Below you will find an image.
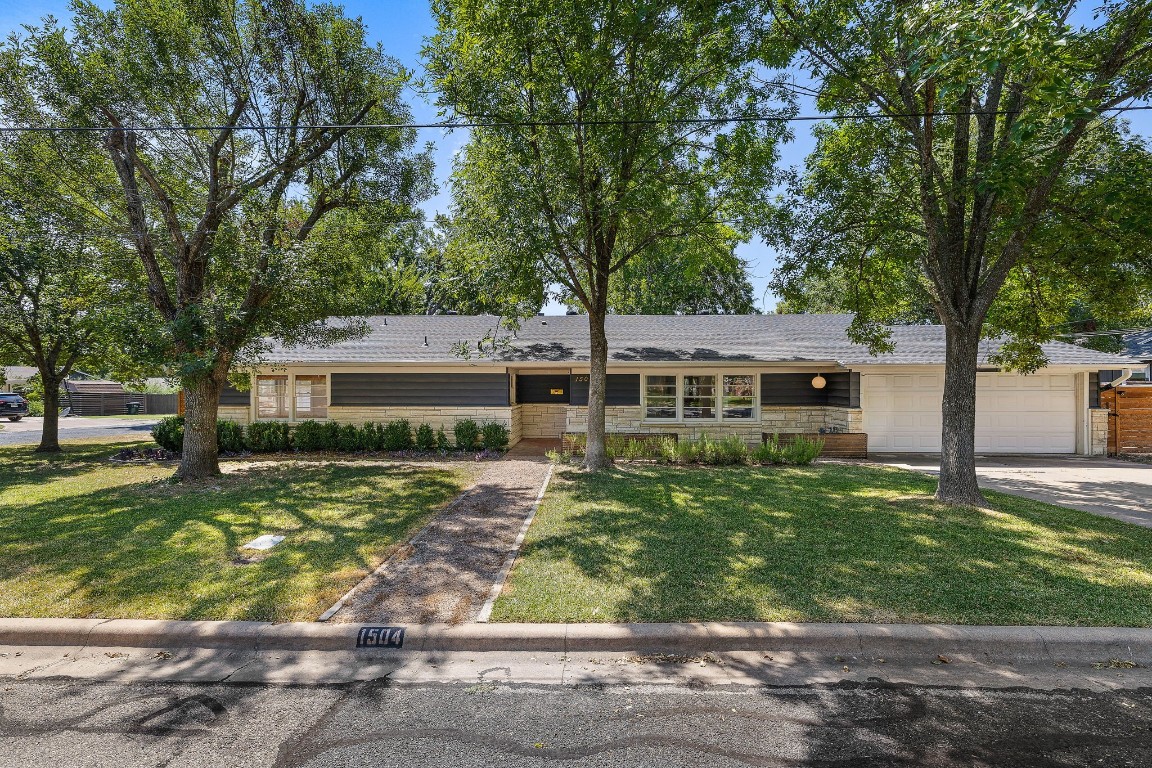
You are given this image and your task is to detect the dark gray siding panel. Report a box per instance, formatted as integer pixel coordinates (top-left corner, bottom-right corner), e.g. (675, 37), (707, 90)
(569, 374), (641, 406)
(331, 373), (510, 407)
(219, 385), (250, 406)
(517, 374), (571, 404)
(761, 372), (857, 407)
(1090, 371), (1101, 408)
(825, 372), (861, 408)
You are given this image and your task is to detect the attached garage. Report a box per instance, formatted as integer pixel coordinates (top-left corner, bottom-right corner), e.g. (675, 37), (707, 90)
(861, 372), (1078, 453)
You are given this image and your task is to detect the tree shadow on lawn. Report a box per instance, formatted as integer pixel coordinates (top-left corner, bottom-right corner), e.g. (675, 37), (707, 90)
(519, 464), (1152, 626)
(0, 439), (151, 485)
(0, 462), (465, 622)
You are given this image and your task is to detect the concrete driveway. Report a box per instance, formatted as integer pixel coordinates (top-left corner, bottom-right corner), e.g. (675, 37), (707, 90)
(0, 415), (160, 446)
(873, 454), (1152, 528)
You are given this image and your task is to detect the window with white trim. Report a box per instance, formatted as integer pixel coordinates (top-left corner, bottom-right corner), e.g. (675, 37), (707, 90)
(294, 375), (328, 419)
(643, 372), (758, 422)
(682, 375), (716, 419)
(256, 375), (289, 419)
(644, 375), (677, 420)
(722, 374), (755, 419)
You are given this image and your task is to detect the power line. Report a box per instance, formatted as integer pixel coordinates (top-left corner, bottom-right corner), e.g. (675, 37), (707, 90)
(1, 104), (1150, 133)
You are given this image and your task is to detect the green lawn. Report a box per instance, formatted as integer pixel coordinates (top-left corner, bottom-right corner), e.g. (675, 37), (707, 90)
(491, 464), (1152, 626)
(0, 439), (473, 621)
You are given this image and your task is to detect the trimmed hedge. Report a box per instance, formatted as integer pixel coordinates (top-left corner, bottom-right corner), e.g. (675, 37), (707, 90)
(152, 416), (512, 455)
(151, 415), (248, 455)
(481, 421), (510, 450)
(246, 421), (291, 452)
(453, 419), (481, 451)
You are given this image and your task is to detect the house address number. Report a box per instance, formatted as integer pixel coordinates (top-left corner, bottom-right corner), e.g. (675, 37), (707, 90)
(356, 625), (405, 648)
(574, 375), (589, 382)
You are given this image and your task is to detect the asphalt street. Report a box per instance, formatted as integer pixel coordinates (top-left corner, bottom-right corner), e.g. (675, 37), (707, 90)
(2, 677), (1152, 767)
(0, 415), (159, 446)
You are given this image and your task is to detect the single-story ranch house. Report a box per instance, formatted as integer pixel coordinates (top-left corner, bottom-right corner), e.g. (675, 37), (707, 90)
(218, 314), (1138, 456)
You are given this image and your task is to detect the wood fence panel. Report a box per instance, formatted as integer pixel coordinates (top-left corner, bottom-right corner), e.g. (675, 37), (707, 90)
(1102, 386), (1152, 454)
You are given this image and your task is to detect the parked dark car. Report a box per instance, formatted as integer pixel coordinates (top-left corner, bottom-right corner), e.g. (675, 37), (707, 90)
(0, 393), (30, 421)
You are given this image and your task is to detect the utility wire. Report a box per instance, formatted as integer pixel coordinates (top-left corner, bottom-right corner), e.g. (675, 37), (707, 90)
(0, 104), (1150, 133)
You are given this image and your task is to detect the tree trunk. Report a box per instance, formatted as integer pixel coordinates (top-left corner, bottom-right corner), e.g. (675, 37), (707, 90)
(936, 323), (986, 506)
(36, 375), (62, 453)
(583, 310), (613, 471)
(177, 375), (222, 480)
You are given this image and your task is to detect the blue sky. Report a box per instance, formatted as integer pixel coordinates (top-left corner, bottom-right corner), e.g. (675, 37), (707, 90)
(2, 1), (1147, 313)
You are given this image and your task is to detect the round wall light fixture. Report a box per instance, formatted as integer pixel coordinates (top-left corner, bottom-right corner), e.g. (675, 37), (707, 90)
(811, 374), (827, 389)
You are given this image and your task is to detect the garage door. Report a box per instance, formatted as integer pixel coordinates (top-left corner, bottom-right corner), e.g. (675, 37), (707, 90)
(861, 373), (1077, 453)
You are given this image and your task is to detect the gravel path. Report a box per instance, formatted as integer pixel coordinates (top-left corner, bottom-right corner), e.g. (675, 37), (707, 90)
(328, 440), (555, 625)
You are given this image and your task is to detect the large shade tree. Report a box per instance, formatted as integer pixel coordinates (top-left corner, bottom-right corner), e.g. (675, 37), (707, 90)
(2, 0), (433, 478)
(426, 0), (788, 469)
(0, 130), (145, 452)
(763, 0), (1152, 504)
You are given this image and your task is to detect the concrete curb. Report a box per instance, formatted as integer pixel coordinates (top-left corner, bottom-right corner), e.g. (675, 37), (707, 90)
(2, 618), (1151, 663)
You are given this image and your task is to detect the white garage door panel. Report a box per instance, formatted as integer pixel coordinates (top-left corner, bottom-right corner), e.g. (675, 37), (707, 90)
(861, 373), (1076, 453)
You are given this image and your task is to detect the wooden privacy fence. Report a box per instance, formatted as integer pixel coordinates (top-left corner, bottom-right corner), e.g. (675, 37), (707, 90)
(1101, 385), (1152, 454)
(63, 391), (178, 417)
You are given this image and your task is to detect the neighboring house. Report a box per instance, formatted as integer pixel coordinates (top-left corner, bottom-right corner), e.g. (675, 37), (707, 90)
(1, 366), (95, 393)
(1, 366), (39, 393)
(219, 314), (1140, 456)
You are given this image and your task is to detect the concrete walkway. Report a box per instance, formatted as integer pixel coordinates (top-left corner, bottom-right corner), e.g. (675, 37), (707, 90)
(324, 441), (554, 624)
(872, 454), (1152, 528)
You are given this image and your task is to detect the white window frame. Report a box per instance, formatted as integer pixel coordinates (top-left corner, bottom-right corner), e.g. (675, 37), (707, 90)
(253, 372), (330, 422)
(291, 373), (329, 421)
(641, 371), (760, 424)
(255, 374), (290, 421)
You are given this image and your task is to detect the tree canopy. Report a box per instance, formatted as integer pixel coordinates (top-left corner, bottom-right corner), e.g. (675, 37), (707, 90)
(2, 0), (434, 476)
(763, 0), (1152, 504)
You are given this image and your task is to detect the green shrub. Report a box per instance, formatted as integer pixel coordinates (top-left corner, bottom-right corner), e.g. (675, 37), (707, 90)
(481, 421), (510, 450)
(415, 423), (436, 450)
(435, 426), (450, 452)
(152, 415), (250, 454)
(25, 399), (45, 417)
(673, 438), (699, 464)
(337, 423), (364, 452)
(657, 436), (678, 463)
(246, 421), (292, 452)
(383, 419), (414, 451)
(698, 435), (721, 464)
(293, 420), (326, 452)
(319, 421), (342, 451)
(782, 435), (824, 465)
(454, 419), (481, 451)
(217, 420), (246, 454)
(151, 416), (185, 452)
(715, 434), (749, 465)
(752, 434), (785, 465)
(361, 422), (385, 451)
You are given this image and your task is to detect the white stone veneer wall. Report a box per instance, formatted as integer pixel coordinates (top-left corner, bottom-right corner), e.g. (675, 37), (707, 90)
(520, 404), (568, 439)
(1089, 407), (1109, 456)
(218, 406), (251, 425)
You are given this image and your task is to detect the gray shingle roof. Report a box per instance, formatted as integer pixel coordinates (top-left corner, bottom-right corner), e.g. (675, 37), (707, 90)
(1125, 329), (1152, 361)
(262, 314), (1140, 367)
